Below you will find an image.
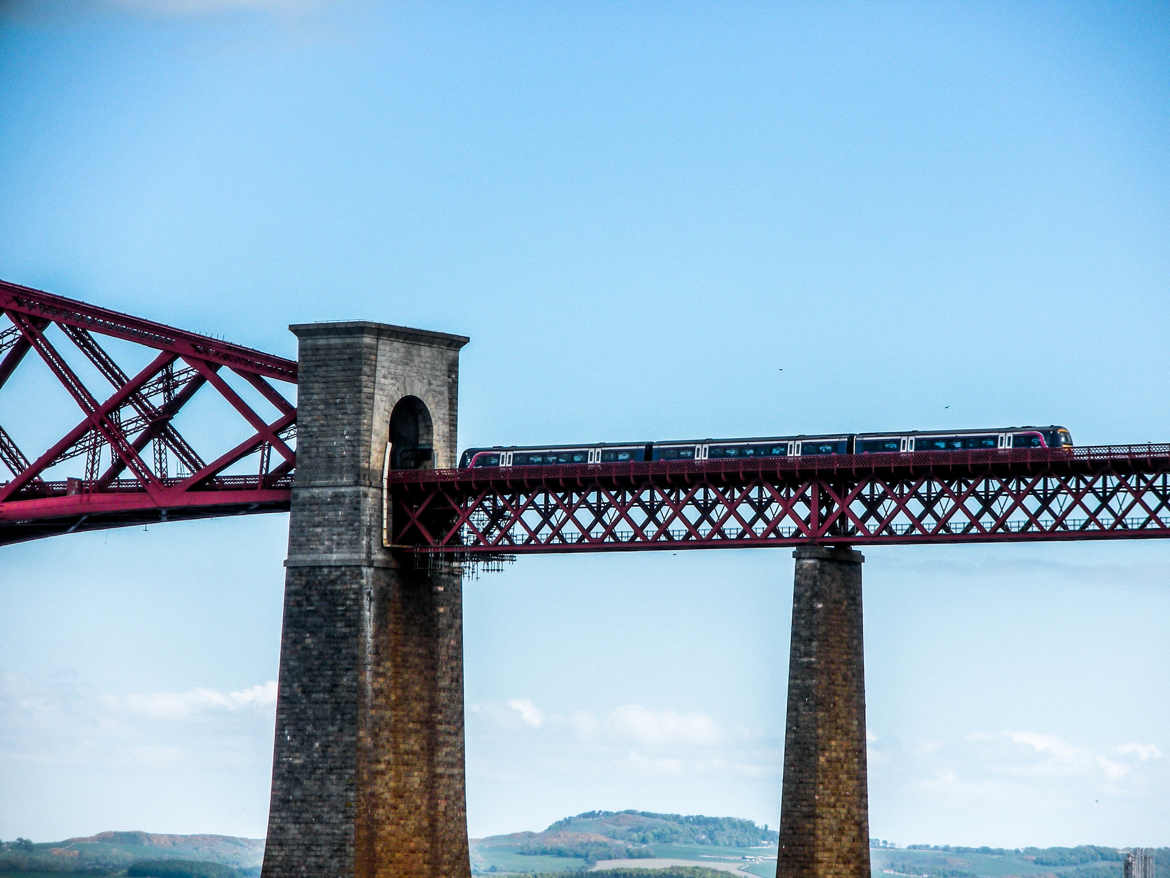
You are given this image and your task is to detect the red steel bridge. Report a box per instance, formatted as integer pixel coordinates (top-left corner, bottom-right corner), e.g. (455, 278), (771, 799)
(3, 278), (1170, 551)
(0, 279), (296, 545)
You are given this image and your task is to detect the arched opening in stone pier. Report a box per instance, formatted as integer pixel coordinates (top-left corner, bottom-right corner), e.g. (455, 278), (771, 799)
(389, 395), (434, 471)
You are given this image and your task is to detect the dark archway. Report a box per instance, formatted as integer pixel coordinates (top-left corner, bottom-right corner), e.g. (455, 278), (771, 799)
(389, 395), (434, 470)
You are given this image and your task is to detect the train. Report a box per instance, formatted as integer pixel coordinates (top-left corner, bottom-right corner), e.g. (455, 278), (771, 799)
(458, 425), (1074, 469)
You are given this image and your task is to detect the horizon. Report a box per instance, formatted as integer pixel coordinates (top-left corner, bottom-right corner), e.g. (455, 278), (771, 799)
(13, 810), (1170, 851)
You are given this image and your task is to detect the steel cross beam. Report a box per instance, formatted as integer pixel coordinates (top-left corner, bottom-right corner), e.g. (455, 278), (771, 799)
(387, 444), (1170, 555)
(0, 279), (297, 545)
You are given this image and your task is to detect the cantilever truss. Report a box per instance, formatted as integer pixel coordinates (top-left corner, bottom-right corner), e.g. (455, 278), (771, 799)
(387, 445), (1170, 555)
(0, 279), (296, 544)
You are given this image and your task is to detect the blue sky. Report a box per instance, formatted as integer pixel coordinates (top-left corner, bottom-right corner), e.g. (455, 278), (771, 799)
(2, 0), (1169, 850)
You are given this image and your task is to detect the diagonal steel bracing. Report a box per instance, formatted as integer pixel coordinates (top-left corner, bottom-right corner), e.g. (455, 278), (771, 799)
(0, 279), (297, 545)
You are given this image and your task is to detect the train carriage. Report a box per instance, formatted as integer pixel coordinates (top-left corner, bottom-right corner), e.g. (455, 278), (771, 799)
(458, 426), (1073, 469)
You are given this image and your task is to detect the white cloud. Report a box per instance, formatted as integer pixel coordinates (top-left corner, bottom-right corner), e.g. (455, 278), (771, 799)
(1116, 742), (1163, 761)
(627, 751), (684, 775)
(963, 730), (1160, 784)
(1005, 730), (1081, 764)
(506, 698), (544, 728)
(478, 700), (733, 750)
(111, 681), (277, 719)
(568, 709), (600, 740)
(608, 704), (721, 748)
(919, 769), (958, 790)
(1096, 756), (1130, 780)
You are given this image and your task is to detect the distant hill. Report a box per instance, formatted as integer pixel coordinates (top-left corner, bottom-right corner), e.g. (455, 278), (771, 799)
(471, 809), (776, 868)
(3, 822), (1166, 878)
(544, 812), (777, 848)
(0, 832), (263, 875)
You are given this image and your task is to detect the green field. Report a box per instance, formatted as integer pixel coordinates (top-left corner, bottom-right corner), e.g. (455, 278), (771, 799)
(869, 847), (1128, 877)
(646, 842), (772, 862)
(472, 848), (591, 873)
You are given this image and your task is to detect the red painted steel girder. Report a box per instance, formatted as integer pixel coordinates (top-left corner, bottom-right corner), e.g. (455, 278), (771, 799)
(387, 445), (1170, 554)
(0, 280), (296, 544)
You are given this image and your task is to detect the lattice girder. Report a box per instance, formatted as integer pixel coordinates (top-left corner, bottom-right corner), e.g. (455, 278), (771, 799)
(388, 446), (1170, 554)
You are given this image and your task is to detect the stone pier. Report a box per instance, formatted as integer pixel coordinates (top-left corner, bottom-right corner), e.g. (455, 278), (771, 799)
(778, 545), (870, 878)
(261, 321), (471, 878)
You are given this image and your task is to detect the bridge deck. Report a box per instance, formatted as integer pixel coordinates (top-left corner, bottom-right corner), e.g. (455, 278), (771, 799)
(387, 444), (1170, 553)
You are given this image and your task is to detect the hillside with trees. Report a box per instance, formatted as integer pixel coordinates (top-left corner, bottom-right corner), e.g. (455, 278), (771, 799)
(473, 810), (776, 865)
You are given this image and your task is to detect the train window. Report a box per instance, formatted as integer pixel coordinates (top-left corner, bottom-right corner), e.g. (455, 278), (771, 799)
(859, 439), (900, 453)
(962, 436), (997, 449)
(919, 437), (963, 451)
(1013, 434), (1042, 448)
(473, 453), (500, 467)
(601, 449), (637, 462)
(802, 441), (846, 455)
(655, 447), (695, 460)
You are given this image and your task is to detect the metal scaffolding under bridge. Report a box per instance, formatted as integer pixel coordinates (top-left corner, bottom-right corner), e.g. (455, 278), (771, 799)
(387, 444), (1170, 557)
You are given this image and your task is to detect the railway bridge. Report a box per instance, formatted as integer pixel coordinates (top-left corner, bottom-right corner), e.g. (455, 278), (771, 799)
(3, 278), (1168, 878)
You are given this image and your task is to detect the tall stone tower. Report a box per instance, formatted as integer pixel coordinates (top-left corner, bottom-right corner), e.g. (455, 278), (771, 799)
(262, 321), (471, 878)
(778, 545), (871, 877)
